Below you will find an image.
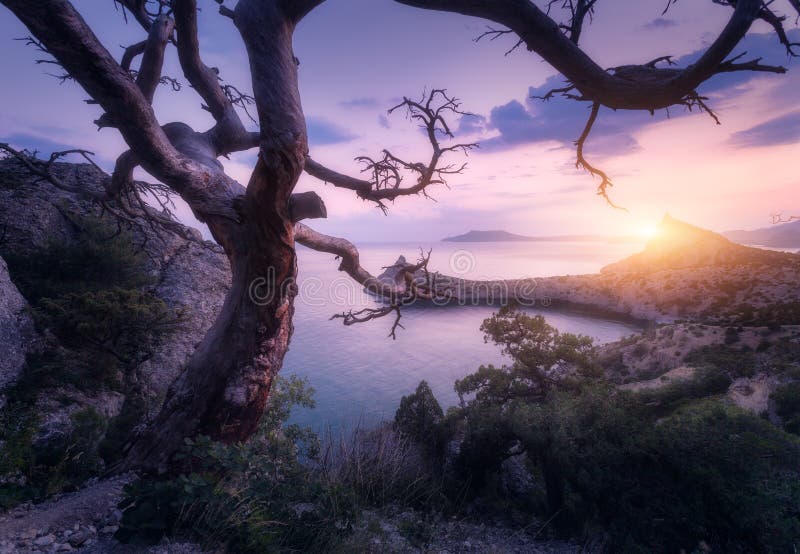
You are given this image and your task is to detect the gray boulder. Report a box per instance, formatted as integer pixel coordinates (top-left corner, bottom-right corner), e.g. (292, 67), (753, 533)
(0, 254), (37, 393)
(0, 158), (230, 415)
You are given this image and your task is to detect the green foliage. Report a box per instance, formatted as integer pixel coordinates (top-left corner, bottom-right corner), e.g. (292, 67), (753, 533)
(3, 216), (152, 302)
(477, 388), (800, 552)
(117, 376), (352, 553)
(443, 308), (800, 552)
(684, 343), (757, 379)
(0, 216), (179, 507)
(455, 305), (596, 406)
(772, 382), (800, 435)
(635, 366), (732, 414)
(0, 405), (107, 509)
(726, 301), (800, 328)
(394, 380), (445, 456)
(36, 288), (180, 387)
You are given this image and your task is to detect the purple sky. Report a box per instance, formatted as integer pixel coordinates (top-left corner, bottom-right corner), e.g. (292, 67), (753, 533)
(1, 0), (798, 241)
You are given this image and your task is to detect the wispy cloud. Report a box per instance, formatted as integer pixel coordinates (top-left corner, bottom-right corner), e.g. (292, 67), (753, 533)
(729, 111), (800, 147)
(466, 29), (800, 156)
(339, 97), (380, 109)
(306, 117), (358, 146)
(643, 18), (678, 31)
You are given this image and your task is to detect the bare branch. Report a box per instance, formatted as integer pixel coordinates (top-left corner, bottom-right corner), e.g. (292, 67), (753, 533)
(574, 102), (627, 211)
(135, 14), (175, 103)
(0, 144), (196, 243)
(173, 0), (233, 121)
(305, 90), (477, 212)
(714, 51), (788, 75)
(296, 223), (445, 338)
(397, 0), (765, 112)
(474, 26), (524, 56)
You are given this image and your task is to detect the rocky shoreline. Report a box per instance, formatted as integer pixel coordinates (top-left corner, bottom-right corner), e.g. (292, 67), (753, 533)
(376, 216), (800, 324)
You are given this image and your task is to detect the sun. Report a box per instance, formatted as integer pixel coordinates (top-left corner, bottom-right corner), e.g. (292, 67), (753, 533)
(638, 223), (659, 240)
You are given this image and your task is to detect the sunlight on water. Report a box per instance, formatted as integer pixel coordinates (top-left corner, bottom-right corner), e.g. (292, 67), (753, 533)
(284, 240), (645, 431)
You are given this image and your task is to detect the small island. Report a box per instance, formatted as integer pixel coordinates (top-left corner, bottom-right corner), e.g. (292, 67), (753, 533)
(442, 229), (615, 242)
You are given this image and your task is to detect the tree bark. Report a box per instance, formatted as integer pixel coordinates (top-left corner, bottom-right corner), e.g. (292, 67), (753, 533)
(122, 160), (298, 472)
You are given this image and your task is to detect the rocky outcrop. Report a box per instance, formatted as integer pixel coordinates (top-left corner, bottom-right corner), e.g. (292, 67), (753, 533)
(378, 214), (800, 323)
(0, 255), (38, 396)
(0, 159), (230, 414)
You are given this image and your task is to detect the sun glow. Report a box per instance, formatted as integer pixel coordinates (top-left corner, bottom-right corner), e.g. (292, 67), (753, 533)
(638, 224), (659, 240)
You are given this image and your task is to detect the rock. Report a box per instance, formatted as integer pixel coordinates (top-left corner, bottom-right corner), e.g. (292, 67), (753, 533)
(67, 530), (89, 547)
(56, 544), (73, 552)
(0, 255), (38, 393)
(0, 158), (230, 431)
(498, 453), (536, 501)
(33, 534), (55, 547)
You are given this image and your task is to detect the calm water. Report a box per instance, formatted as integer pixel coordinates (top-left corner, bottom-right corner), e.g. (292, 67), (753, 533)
(284, 240), (645, 430)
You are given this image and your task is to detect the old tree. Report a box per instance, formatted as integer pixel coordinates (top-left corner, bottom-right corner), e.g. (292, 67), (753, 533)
(0, 0), (797, 471)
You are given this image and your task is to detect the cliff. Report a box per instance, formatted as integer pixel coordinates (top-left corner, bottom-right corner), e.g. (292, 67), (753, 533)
(0, 159), (230, 465)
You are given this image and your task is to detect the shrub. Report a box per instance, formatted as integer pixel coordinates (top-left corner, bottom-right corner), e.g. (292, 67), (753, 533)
(0, 404), (107, 508)
(685, 344), (756, 379)
(456, 305), (597, 406)
(506, 390), (800, 552)
(772, 382), (800, 435)
(394, 380), (445, 457)
(0, 216), (180, 507)
(117, 376), (354, 553)
(446, 308), (800, 552)
(2, 215), (152, 302)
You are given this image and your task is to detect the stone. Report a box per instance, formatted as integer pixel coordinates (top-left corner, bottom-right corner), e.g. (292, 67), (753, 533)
(0, 255), (38, 392)
(33, 534), (55, 547)
(67, 530), (89, 547)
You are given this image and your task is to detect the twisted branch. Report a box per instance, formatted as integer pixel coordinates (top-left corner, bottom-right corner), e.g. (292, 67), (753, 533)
(305, 89), (477, 213)
(294, 223), (448, 338)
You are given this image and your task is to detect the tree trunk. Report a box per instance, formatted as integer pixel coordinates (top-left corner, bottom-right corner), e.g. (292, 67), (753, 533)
(121, 158), (299, 473)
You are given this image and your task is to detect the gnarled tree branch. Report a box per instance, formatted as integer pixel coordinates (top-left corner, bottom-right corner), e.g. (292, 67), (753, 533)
(305, 90), (477, 212)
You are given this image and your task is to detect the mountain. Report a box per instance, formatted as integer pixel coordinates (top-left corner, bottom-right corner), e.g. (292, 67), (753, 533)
(724, 219), (800, 248)
(601, 214), (779, 273)
(442, 229), (632, 243)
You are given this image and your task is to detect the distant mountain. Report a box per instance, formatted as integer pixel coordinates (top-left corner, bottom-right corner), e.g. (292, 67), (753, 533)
(442, 229), (632, 243)
(602, 214), (784, 274)
(724, 220), (800, 248)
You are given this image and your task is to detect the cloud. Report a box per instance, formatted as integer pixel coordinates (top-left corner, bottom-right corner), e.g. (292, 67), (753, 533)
(339, 97), (380, 109)
(0, 132), (115, 166)
(456, 114), (487, 135)
(306, 117), (358, 146)
(378, 114), (391, 129)
(729, 111), (800, 147)
(479, 89), (647, 157)
(470, 29), (800, 156)
(643, 18), (678, 31)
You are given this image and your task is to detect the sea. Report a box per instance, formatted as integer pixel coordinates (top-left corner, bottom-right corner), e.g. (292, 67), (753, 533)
(284, 239), (646, 431)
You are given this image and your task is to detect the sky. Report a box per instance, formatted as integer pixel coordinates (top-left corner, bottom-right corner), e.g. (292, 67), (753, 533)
(0, 0), (798, 242)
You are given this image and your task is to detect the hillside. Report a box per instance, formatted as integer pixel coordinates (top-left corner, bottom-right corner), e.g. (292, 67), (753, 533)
(387, 214), (800, 323)
(724, 219), (800, 248)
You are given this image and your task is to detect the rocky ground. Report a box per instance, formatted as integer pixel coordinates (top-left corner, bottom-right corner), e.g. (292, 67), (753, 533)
(0, 474), (204, 553)
(339, 507), (583, 553)
(0, 476), (581, 554)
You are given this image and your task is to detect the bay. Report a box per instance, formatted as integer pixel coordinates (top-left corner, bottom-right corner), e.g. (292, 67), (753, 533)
(284, 240), (645, 430)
